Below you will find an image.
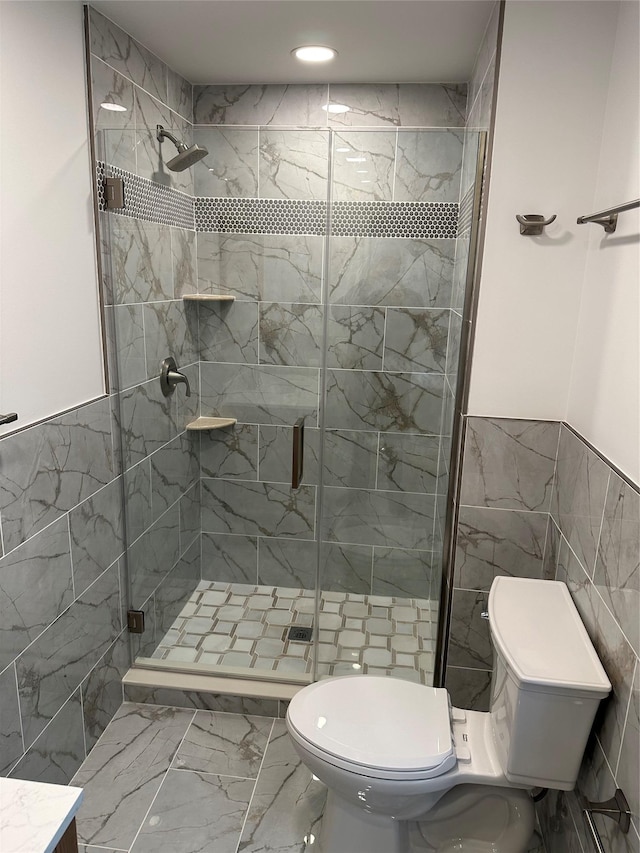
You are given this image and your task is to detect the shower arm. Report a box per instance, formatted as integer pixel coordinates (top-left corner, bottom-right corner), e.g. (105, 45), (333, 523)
(156, 125), (188, 153)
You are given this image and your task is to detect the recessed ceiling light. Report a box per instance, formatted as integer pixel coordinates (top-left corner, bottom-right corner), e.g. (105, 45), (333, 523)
(322, 103), (350, 114)
(100, 102), (127, 112)
(293, 45), (337, 63)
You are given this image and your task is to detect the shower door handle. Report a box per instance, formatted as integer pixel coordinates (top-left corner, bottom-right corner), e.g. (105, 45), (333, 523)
(292, 417), (305, 490)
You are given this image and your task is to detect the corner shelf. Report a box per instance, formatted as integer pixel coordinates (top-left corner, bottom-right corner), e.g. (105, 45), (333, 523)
(182, 294), (235, 303)
(186, 417), (237, 431)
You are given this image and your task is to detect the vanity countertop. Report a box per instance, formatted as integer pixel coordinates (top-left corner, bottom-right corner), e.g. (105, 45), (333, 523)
(0, 777), (83, 853)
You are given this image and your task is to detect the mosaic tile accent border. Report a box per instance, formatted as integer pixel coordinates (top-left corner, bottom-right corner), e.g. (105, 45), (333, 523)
(195, 198), (459, 238)
(195, 197), (326, 236)
(148, 580), (437, 684)
(96, 161), (194, 229)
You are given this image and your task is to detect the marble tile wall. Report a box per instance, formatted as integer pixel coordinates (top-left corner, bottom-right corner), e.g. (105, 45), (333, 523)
(0, 400), (129, 783)
(89, 7), (202, 664)
(446, 417), (639, 851)
(193, 86), (470, 607)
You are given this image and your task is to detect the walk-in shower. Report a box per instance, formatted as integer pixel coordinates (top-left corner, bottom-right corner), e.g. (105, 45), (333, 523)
(96, 80), (485, 691)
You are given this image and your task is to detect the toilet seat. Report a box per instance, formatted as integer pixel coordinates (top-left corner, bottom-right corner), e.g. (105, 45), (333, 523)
(287, 676), (457, 781)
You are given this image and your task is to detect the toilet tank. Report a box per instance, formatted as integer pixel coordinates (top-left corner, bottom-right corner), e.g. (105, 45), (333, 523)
(488, 577), (610, 790)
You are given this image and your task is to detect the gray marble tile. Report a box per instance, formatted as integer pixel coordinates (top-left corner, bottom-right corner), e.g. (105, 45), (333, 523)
(72, 703), (193, 850)
(111, 304), (146, 389)
(542, 516), (561, 581)
(197, 233), (324, 303)
(70, 479), (124, 597)
(259, 303), (323, 367)
(258, 538), (317, 589)
(17, 560), (122, 749)
(199, 300), (259, 364)
(131, 768), (253, 853)
(553, 426), (610, 577)
(445, 309), (463, 381)
(154, 540), (201, 638)
(469, 1), (500, 110)
(384, 308), (449, 373)
(174, 710), (273, 777)
(324, 429), (379, 489)
(117, 378), (178, 470)
(594, 474), (639, 655)
(129, 504), (181, 608)
(193, 84), (328, 125)
(238, 720), (325, 853)
(260, 129), (329, 200)
(149, 432), (199, 521)
(448, 589), (492, 669)
(91, 58), (136, 173)
(134, 87), (176, 186)
(171, 228), (197, 298)
(194, 127), (259, 197)
(377, 433), (439, 493)
(332, 131), (395, 201)
(176, 362), (200, 430)
(329, 237), (454, 308)
(557, 536), (637, 780)
(325, 369), (444, 434)
(81, 632), (129, 753)
(450, 234), (470, 314)
(202, 533), (258, 585)
(123, 459), (153, 543)
(327, 83), (467, 127)
(201, 479), (316, 540)
(372, 547), (432, 598)
(454, 506), (548, 591)
(258, 425), (320, 485)
(110, 217), (173, 304)
(461, 418), (560, 512)
(167, 68), (192, 120)
(615, 663), (639, 841)
(445, 666), (492, 712)
(10, 690), (85, 785)
(326, 305), (385, 370)
(394, 130), (463, 203)
(144, 300), (198, 379)
(0, 398), (114, 551)
(200, 363), (319, 427)
(459, 133), (483, 205)
(0, 663), (23, 774)
(201, 424), (259, 480)
(122, 687), (279, 717)
(320, 542), (373, 594)
(180, 482), (201, 553)
(89, 8), (167, 104)
(322, 487), (436, 550)
(0, 516), (73, 670)
(468, 55), (496, 131)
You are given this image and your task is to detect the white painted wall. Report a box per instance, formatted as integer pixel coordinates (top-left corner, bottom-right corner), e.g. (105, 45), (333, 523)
(0, 1), (105, 435)
(468, 1), (640, 481)
(566, 1), (639, 483)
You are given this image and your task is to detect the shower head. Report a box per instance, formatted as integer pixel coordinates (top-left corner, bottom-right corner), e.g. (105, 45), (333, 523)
(156, 125), (208, 171)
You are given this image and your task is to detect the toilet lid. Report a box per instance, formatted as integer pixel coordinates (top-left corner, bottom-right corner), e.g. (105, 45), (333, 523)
(287, 676), (454, 773)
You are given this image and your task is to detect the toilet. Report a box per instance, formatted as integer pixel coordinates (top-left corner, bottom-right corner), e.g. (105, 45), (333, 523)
(286, 577), (611, 853)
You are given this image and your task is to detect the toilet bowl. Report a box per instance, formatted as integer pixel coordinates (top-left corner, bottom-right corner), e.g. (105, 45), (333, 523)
(286, 578), (611, 853)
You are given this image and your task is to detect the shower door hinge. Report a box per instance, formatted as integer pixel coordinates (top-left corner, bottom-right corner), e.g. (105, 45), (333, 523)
(127, 609), (145, 634)
(104, 177), (125, 209)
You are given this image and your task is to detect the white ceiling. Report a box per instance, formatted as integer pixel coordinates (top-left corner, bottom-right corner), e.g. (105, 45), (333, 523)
(91, 1), (496, 85)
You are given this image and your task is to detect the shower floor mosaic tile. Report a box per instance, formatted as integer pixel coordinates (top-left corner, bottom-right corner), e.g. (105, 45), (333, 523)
(146, 581), (438, 683)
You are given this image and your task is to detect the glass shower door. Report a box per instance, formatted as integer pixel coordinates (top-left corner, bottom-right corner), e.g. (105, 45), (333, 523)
(103, 127), (331, 682)
(316, 128), (481, 685)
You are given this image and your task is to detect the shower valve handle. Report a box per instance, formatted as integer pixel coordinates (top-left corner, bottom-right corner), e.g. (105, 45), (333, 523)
(160, 357), (191, 397)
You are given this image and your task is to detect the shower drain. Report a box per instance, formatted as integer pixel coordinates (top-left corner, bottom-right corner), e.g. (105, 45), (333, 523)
(287, 626), (313, 642)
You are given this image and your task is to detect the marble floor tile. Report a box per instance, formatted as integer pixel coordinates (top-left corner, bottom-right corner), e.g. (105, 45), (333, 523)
(238, 721), (326, 853)
(71, 703), (194, 850)
(172, 711), (274, 778)
(130, 768), (254, 853)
